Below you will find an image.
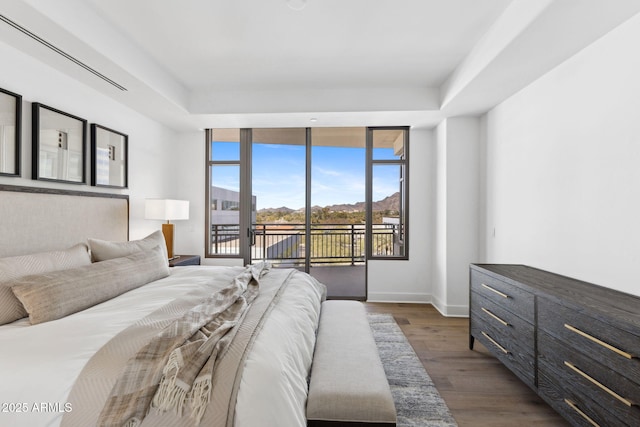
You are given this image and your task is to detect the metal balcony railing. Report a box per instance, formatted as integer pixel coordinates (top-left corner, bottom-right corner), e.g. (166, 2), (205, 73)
(210, 223), (400, 265)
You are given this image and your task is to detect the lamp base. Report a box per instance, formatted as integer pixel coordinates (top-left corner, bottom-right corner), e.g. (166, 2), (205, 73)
(162, 223), (175, 259)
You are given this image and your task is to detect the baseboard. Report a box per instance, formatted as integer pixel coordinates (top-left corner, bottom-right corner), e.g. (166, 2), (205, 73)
(430, 295), (469, 318)
(366, 292), (431, 304)
(367, 293), (469, 317)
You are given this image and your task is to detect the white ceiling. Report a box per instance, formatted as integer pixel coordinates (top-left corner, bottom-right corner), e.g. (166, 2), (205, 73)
(2, 0), (640, 131)
(86, 0), (510, 91)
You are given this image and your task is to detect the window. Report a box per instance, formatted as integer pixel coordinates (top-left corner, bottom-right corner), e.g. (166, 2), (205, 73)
(205, 127), (409, 263)
(222, 200), (239, 211)
(206, 129), (243, 257)
(367, 127), (409, 259)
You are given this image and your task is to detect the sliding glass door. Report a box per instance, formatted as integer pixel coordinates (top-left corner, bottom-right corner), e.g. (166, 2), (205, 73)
(247, 127), (367, 298)
(309, 128), (366, 298)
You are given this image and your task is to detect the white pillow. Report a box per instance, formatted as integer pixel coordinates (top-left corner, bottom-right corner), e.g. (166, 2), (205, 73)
(0, 243), (91, 325)
(88, 230), (168, 262)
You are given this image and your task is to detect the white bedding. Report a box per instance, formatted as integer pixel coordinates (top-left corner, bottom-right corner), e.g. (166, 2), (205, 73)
(0, 266), (324, 427)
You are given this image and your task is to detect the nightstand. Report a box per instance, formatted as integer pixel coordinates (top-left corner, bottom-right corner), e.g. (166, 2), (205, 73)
(169, 255), (201, 267)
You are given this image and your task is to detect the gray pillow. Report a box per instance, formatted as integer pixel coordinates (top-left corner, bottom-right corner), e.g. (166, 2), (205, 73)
(11, 245), (170, 325)
(0, 243), (91, 325)
(88, 230), (168, 262)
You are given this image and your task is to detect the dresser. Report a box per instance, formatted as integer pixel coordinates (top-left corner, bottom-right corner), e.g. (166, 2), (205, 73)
(470, 264), (640, 427)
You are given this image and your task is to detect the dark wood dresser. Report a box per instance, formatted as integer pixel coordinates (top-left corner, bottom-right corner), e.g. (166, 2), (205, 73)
(470, 264), (640, 427)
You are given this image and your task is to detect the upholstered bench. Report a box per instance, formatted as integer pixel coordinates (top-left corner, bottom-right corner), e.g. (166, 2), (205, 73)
(306, 300), (397, 427)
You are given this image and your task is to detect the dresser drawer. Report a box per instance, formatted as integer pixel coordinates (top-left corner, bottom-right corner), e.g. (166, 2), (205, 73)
(538, 361), (631, 427)
(471, 321), (535, 388)
(470, 270), (535, 323)
(538, 297), (640, 386)
(471, 290), (534, 351)
(538, 331), (640, 426)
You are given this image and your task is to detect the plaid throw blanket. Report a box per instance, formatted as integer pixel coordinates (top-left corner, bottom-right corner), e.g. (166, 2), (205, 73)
(97, 262), (270, 427)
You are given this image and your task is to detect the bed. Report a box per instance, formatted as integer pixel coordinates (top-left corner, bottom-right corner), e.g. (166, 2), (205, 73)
(0, 186), (326, 427)
(0, 185), (397, 427)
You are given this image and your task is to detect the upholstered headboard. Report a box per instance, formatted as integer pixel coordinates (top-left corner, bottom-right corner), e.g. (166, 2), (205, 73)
(0, 185), (128, 258)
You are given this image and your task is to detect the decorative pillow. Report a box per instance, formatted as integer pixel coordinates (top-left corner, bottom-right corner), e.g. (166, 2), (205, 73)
(0, 243), (91, 325)
(11, 245), (170, 325)
(88, 230), (168, 262)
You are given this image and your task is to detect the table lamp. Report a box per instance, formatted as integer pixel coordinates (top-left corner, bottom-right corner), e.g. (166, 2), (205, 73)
(145, 199), (189, 259)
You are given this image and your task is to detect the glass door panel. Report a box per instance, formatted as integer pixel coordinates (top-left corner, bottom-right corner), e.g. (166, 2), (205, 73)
(310, 127), (366, 299)
(251, 128), (306, 268)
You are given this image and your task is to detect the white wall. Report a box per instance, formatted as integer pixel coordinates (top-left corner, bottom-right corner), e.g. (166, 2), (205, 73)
(482, 12), (640, 296)
(171, 131), (216, 262)
(432, 117), (480, 316)
(0, 40), (176, 241)
(432, 121), (448, 309)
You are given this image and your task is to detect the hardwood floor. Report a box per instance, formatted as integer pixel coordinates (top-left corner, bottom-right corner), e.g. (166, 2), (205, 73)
(365, 303), (570, 427)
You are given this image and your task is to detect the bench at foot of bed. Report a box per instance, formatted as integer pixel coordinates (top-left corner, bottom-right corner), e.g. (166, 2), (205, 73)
(306, 300), (397, 427)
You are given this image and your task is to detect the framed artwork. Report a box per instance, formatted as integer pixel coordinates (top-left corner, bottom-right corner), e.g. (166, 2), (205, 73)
(32, 103), (87, 184)
(91, 123), (128, 188)
(0, 88), (22, 177)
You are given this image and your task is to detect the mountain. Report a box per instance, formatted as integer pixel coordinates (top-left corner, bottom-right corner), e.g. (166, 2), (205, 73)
(258, 206), (296, 214)
(258, 192), (399, 213)
(326, 192), (399, 212)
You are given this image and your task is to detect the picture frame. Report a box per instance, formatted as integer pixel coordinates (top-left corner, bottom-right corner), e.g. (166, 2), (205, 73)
(91, 123), (128, 188)
(0, 87), (22, 177)
(32, 103), (87, 184)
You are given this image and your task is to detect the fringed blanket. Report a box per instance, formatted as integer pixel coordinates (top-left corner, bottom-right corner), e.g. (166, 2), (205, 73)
(62, 263), (298, 427)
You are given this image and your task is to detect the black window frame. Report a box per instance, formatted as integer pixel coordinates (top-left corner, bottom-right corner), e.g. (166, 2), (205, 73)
(366, 126), (410, 261)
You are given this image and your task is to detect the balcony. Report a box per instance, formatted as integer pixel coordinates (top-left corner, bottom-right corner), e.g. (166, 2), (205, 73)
(211, 222), (402, 265)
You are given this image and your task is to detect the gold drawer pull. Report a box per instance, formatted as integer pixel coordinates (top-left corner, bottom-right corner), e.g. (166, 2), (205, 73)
(481, 307), (509, 326)
(481, 283), (509, 298)
(564, 324), (634, 360)
(564, 361), (634, 407)
(564, 399), (600, 427)
(481, 331), (509, 354)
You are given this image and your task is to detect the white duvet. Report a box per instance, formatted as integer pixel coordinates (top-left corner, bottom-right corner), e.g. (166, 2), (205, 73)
(0, 266), (324, 427)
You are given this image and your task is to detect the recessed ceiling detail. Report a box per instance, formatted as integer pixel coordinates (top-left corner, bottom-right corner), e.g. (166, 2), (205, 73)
(2, 1), (640, 131)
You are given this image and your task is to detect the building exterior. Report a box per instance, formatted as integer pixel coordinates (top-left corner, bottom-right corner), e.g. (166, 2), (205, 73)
(210, 186), (256, 226)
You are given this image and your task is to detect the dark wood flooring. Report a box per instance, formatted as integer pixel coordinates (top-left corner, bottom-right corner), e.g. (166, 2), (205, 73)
(365, 303), (570, 427)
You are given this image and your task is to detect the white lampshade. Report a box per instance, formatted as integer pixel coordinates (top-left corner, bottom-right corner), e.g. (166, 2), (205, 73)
(145, 199), (189, 221)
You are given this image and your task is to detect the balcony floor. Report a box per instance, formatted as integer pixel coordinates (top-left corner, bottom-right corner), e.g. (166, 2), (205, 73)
(309, 265), (366, 300)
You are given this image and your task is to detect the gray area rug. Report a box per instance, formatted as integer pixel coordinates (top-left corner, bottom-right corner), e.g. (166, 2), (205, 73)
(368, 313), (458, 427)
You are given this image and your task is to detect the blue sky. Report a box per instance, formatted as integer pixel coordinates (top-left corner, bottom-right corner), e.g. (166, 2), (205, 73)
(211, 142), (399, 210)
